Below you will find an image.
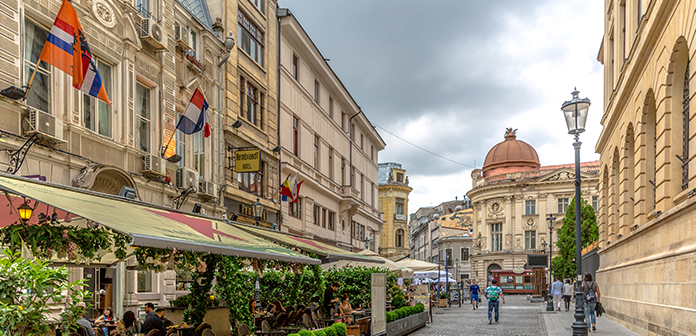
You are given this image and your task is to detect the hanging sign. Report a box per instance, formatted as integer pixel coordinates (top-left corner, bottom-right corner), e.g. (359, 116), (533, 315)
(235, 149), (260, 173)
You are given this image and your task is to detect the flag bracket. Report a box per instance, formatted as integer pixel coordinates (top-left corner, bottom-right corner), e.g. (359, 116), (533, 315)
(5, 133), (44, 175)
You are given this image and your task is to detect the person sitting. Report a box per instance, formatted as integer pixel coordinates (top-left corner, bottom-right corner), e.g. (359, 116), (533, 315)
(338, 294), (361, 324)
(75, 303), (96, 336)
(95, 307), (116, 335)
(116, 311), (139, 335)
(140, 307), (166, 336)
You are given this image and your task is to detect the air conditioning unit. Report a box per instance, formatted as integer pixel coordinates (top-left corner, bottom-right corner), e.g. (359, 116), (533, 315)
(27, 108), (64, 141)
(175, 25), (191, 50)
(143, 154), (166, 175)
(177, 167), (199, 191)
(140, 19), (167, 49)
(199, 180), (218, 197)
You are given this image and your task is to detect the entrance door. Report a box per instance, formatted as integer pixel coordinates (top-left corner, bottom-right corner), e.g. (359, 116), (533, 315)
(487, 263), (502, 287)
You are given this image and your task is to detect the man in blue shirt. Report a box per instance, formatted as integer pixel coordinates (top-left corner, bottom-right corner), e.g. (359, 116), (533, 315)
(551, 278), (564, 311)
(469, 280), (480, 309)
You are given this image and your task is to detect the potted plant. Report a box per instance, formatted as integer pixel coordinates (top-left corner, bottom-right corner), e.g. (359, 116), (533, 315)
(438, 292), (448, 307)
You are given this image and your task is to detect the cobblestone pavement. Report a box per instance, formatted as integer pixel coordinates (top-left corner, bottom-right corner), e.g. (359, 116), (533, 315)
(408, 295), (544, 336)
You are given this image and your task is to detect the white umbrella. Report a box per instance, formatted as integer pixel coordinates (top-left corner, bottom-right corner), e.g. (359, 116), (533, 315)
(322, 250), (414, 277)
(395, 259), (440, 272)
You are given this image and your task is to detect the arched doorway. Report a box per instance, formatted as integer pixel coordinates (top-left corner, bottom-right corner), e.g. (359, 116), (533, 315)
(76, 165), (140, 198)
(487, 263), (502, 286)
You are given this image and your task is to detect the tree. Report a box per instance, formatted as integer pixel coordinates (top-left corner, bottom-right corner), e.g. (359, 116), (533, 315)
(551, 195), (598, 281)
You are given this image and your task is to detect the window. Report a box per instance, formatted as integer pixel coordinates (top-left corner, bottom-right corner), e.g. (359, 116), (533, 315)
(293, 117), (299, 156)
(240, 77), (263, 128)
(288, 198), (302, 218)
(189, 29), (197, 58)
(637, 0), (642, 27)
(395, 229), (404, 248)
(360, 174), (364, 201)
(682, 62), (690, 191)
(461, 247), (469, 261)
(350, 122), (355, 140)
(395, 198), (405, 215)
(341, 158), (346, 185)
(313, 205), (320, 226)
(592, 196), (599, 212)
(83, 61), (112, 137)
(525, 230), (536, 250)
(136, 0), (149, 17)
(251, 0), (264, 13)
(135, 84), (151, 153)
(238, 162), (264, 194)
(351, 166), (355, 187)
(341, 112), (347, 133)
(445, 249), (453, 266)
(238, 11), (264, 65)
(193, 129), (206, 178)
(371, 182), (375, 207)
(329, 97), (334, 119)
(491, 223), (502, 252)
(328, 211), (335, 230)
(558, 198), (569, 213)
(396, 172), (404, 183)
(360, 134), (364, 150)
(525, 200), (536, 215)
(314, 135), (320, 169)
(292, 54), (299, 80)
(137, 270), (152, 292)
(176, 114), (186, 167)
(328, 148), (334, 180)
(314, 80), (320, 103)
(322, 208), (327, 228)
(24, 19), (51, 113)
(371, 145), (374, 161)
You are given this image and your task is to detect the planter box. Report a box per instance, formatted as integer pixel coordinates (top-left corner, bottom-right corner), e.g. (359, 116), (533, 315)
(385, 311), (428, 336)
(438, 299), (447, 307)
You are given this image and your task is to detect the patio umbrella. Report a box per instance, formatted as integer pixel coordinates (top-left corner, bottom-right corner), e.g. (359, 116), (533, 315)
(321, 249), (414, 277)
(394, 258), (440, 272)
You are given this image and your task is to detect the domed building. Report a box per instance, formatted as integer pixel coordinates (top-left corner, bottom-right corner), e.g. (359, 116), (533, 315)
(467, 128), (600, 288)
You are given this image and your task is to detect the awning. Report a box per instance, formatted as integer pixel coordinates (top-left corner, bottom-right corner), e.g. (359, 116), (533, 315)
(233, 223), (381, 263)
(0, 173), (319, 265)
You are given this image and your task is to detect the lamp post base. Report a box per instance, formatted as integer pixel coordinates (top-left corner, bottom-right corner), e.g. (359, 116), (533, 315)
(572, 282), (588, 335)
(546, 291), (554, 311)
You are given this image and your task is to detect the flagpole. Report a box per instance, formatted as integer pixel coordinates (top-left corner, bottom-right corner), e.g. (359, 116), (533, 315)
(161, 118), (182, 157)
(23, 64), (41, 99)
(270, 173), (291, 200)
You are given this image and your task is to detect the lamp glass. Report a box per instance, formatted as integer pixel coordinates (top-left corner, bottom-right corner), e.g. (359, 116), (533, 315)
(18, 203), (33, 221)
(562, 101), (590, 134)
(253, 198), (263, 218)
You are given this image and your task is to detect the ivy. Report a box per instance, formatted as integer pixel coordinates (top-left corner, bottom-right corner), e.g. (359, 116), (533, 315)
(215, 256), (255, 333)
(323, 266), (398, 308)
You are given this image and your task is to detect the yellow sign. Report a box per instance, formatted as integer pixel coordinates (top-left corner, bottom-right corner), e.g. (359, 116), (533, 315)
(235, 149), (260, 172)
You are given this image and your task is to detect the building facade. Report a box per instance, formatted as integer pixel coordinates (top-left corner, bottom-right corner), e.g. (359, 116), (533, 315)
(435, 233), (473, 282)
(378, 162), (412, 260)
(277, 11), (385, 251)
(595, 0), (696, 334)
(467, 129), (599, 286)
(408, 200), (468, 263)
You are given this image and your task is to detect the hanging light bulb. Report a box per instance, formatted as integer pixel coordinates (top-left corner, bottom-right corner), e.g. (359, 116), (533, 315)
(17, 203), (33, 221)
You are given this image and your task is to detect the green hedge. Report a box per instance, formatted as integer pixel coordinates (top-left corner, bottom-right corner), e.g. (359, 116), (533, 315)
(288, 322), (346, 336)
(386, 303), (425, 323)
(323, 266), (399, 308)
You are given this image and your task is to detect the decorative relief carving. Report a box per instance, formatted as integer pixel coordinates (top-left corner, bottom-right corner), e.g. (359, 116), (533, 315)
(548, 171), (575, 181)
(526, 218), (535, 226)
(515, 237), (521, 247)
(93, 0), (116, 28)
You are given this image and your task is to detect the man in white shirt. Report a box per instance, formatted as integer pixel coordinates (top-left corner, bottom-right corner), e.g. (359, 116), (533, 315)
(562, 279), (574, 311)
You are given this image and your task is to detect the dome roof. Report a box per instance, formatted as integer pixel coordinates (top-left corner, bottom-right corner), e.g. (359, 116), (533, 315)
(482, 129), (540, 176)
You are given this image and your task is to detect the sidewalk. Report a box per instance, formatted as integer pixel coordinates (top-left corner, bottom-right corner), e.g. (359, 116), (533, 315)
(541, 309), (638, 336)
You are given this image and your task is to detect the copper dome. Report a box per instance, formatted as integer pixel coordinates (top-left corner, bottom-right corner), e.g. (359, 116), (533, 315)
(482, 130), (540, 176)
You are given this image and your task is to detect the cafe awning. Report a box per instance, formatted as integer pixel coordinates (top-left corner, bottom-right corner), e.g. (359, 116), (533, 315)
(0, 173), (319, 265)
(233, 223), (382, 263)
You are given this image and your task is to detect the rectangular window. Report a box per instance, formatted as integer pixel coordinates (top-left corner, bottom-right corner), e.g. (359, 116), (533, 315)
(136, 0), (149, 16)
(360, 133), (364, 150)
(592, 196), (599, 211)
(251, 0), (264, 13)
(189, 29), (197, 58)
(314, 135), (320, 169)
(350, 122), (355, 140)
(322, 208), (327, 228)
(525, 230), (536, 250)
(240, 77), (263, 128)
(329, 97), (334, 119)
(289, 198), (302, 218)
(314, 204), (320, 226)
(371, 145), (374, 161)
(24, 19), (51, 114)
(293, 117), (299, 156)
(314, 80), (320, 104)
(341, 112), (347, 133)
(525, 200), (536, 215)
(371, 182), (375, 207)
(360, 174), (364, 201)
(328, 211), (335, 230)
(351, 166), (355, 187)
(460, 247), (469, 261)
(194, 129), (206, 178)
(396, 172), (404, 183)
(238, 162), (264, 194)
(445, 248), (453, 266)
(341, 158), (346, 185)
(292, 54), (299, 80)
(558, 198), (570, 213)
(491, 223), (502, 252)
(328, 148), (334, 180)
(83, 61), (112, 137)
(137, 270), (152, 292)
(395, 198), (405, 215)
(176, 114), (186, 167)
(238, 11), (264, 65)
(135, 84), (151, 153)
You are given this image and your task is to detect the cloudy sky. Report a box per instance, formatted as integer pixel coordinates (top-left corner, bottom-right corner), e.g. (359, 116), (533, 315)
(278, 0), (605, 212)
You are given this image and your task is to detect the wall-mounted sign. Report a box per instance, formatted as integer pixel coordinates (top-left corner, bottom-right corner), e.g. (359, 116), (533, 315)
(235, 149), (260, 173)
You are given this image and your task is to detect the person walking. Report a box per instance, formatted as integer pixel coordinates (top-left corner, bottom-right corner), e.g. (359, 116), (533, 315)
(484, 279), (505, 325)
(563, 279), (574, 312)
(582, 273), (601, 332)
(551, 277), (563, 311)
(469, 280), (480, 310)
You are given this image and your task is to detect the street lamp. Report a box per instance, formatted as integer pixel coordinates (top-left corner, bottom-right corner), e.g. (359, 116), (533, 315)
(546, 214), (556, 312)
(18, 202), (33, 222)
(252, 198), (263, 227)
(561, 88), (590, 335)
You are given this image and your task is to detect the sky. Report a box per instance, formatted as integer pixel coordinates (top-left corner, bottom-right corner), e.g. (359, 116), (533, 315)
(278, 0), (605, 213)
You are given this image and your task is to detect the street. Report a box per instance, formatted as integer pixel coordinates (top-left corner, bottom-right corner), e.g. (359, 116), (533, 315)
(409, 295), (543, 336)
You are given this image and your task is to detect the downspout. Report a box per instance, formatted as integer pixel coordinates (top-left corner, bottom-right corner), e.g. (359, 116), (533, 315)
(276, 9), (284, 231)
(217, 32), (234, 208)
(345, 108), (363, 249)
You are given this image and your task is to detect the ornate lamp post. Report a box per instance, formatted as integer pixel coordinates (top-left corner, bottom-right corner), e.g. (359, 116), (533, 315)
(252, 198), (263, 227)
(546, 214), (556, 311)
(561, 89), (591, 335)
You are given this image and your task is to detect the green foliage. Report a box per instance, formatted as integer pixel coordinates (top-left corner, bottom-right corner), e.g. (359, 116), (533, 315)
(391, 291), (406, 309)
(552, 195), (599, 280)
(439, 291), (447, 299)
(298, 330), (313, 336)
(385, 303), (424, 324)
(324, 327), (337, 336)
(170, 293), (192, 307)
(331, 322), (347, 336)
(323, 266), (398, 308)
(313, 330), (327, 336)
(0, 250), (91, 336)
(186, 254), (218, 327)
(215, 256), (255, 334)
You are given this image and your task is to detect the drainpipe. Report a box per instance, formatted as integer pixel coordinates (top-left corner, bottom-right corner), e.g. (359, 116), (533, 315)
(344, 109), (363, 249)
(218, 33), (235, 209)
(276, 8), (289, 231)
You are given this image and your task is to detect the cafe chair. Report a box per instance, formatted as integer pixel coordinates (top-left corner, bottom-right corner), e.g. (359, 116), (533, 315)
(162, 319), (175, 330)
(146, 330), (161, 336)
(237, 323), (252, 336)
(94, 328), (105, 336)
(195, 323), (212, 336)
(311, 310), (322, 329)
(302, 313), (312, 330)
(76, 326), (87, 336)
(202, 329), (216, 336)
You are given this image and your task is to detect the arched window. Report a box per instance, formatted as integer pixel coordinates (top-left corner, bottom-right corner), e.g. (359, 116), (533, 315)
(625, 124), (635, 232)
(682, 61), (690, 190)
(395, 229), (404, 248)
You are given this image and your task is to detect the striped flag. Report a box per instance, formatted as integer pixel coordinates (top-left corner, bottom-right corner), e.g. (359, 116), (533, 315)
(177, 88), (210, 137)
(280, 174), (303, 203)
(37, 0), (110, 105)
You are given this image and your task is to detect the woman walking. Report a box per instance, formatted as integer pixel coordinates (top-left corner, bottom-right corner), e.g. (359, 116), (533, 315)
(563, 279), (573, 312)
(581, 273), (600, 332)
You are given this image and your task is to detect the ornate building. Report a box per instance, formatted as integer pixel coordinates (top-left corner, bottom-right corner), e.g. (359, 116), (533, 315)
(277, 10), (385, 251)
(595, 1), (696, 334)
(378, 162), (412, 260)
(408, 199), (468, 263)
(467, 129), (599, 285)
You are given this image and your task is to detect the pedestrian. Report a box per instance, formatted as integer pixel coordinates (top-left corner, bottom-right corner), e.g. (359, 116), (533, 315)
(552, 277), (563, 311)
(469, 280), (480, 310)
(563, 279), (573, 312)
(484, 279), (505, 325)
(582, 272), (600, 332)
(323, 282), (341, 315)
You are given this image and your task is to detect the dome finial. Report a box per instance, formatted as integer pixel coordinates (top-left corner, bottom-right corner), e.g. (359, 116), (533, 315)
(505, 127), (518, 138)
